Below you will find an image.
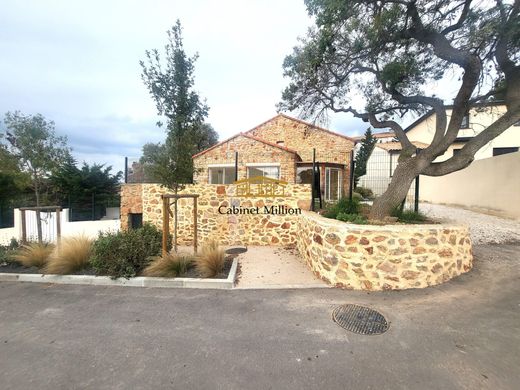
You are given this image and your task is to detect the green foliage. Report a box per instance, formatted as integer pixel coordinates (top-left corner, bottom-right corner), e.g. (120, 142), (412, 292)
(391, 207), (427, 223)
(323, 197), (360, 219)
(2, 112), (70, 206)
(90, 224), (166, 279)
(140, 20), (218, 189)
(49, 156), (122, 214)
(354, 186), (374, 199)
(354, 128), (377, 185)
(336, 212), (368, 224)
(0, 238), (20, 264)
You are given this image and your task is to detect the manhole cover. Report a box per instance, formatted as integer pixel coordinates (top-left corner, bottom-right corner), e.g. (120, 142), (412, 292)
(332, 304), (388, 335)
(225, 247), (247, 255)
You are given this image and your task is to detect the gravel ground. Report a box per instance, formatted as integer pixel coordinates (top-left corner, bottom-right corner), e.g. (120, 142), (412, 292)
(421, 203), (520, 245)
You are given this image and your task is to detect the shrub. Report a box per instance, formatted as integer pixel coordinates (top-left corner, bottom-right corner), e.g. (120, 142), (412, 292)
(44, 236), (92, 275)
(142, 252), (194, 277)
(391, 207), (428, 223)
(323, 197), (361, 219)
(12, 242), (54, 268)
(0, 238), (20, 264)
(195, 240), (226, 278)
(90, 223), (164, 279)
(354, 186), (374, 199)
(336, 212), (368, 224)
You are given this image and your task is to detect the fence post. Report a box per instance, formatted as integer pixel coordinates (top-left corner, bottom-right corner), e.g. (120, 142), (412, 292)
(124, 157), (128, 183)
(21, 209), (27, 244)
(234, 152), (238, 181)
(311, 148), (316, 211)
(349, 149), (355, 201)
(414, 175), (420, 213)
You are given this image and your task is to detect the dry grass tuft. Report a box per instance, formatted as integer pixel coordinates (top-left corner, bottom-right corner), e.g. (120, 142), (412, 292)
(12, 242), (55, 268)
(142, 252), (194, 277)
(44, 236), (92, 275)
(195, 240), (226, 278)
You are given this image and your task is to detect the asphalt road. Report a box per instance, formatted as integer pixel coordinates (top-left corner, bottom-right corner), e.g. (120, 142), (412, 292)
(1, 244), (519, 390)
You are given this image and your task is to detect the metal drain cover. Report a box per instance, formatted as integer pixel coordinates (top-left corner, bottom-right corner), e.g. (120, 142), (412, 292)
(332, 304), (388, 335)
(225, 247), (247, 255)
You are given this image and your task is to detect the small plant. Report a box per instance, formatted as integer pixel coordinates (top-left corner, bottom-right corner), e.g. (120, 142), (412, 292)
(323, 197), (361, 219)
(44, 236), (92, 275)
(0, 238), (20, 264)
(90, 223), (165, 279)
(391, 207), (428, 223)
(142, 252), (194, 277)
(12, 242), (54, 268)
(354, 186), (374, 199)
(195, 240), (226, 278)
(336, 212), (368, 224)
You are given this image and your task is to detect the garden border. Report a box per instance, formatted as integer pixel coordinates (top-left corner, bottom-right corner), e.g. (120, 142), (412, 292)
(0, 257), (238, 289)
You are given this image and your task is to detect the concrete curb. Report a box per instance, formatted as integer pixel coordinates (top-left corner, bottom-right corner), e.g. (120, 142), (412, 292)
(235, 283), (331, 290)
(0, 258), (238, 289)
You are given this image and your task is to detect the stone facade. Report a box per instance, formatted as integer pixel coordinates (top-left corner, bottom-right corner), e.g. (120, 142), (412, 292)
(120, 183), (142, 230)
(247, 114), (355, 163)
(192, 114), (356, 198)
(121, 183), (312, 246)
(193, 134), (299, 184)
(296, 211), (473, 291)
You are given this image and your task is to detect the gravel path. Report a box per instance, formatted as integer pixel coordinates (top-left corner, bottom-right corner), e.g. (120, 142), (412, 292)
(421, 203), (520, 245)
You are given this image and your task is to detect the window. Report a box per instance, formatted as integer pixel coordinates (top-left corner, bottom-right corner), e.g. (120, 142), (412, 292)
(247, 165), (280, 179)
(453, 148), (462, 156)
(493, 147), (519, 157)
(325, 167), (342, 201)
(296, 167), (313, 184)
(209, 166), (236, 184)
(460, 113), (470, 129)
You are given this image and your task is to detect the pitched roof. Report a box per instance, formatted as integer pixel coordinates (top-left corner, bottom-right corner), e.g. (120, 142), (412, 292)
(353, 131), (395, 141)
(376, 141), (429, 151)
(244, 113), (357, 143)
(192, 132), (298, 158)
(403, 100), (506, 133)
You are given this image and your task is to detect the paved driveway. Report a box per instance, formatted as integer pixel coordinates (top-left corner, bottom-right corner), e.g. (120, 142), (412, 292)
(1, 244), (519, 390)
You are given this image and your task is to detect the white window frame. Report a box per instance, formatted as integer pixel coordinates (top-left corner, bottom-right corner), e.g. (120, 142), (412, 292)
(208, 164), (236, 184)
(325, 167), (342, 201)
(246, 163), (280, 179)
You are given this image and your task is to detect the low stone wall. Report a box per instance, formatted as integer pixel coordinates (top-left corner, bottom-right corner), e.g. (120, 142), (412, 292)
(296, 211), (473, 291)
(121, 183), (312, 246)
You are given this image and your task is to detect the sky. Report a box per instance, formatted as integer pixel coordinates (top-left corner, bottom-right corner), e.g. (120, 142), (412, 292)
(1, 0), (451, 174)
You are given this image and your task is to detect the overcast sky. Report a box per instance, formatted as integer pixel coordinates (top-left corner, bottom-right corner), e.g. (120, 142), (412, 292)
(1, 0), (379, 173)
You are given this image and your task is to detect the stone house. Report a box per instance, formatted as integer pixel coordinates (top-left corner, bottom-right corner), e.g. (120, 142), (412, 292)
(192, 114), (356, 202)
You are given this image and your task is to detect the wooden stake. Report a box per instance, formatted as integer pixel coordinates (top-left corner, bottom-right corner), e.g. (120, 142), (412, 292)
(56, 207), (61, 245)
(36, 210), (43, 244)
(193, 197), (198, 254)
(162, 196), (169, 256)
(21, 209), (27, 244)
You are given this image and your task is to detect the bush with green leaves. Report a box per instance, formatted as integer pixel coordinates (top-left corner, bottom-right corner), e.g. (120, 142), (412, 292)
(0, 238), (20, 264)
(391, 208), (428, 223)
(336, 212), (368, 224)
(354, 187), (374, 199)
(90, 223), (167, 278)
(323, 197), (361, 219)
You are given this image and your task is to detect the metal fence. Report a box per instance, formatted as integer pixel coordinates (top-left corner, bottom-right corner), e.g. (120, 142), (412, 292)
(357, 149), (419, 211)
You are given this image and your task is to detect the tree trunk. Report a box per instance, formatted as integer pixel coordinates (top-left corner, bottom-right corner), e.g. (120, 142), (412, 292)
(369, 161), (419, 220)
(34, 176), (43, 243)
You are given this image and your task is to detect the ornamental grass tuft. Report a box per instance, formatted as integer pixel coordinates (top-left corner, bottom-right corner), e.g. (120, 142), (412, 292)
(195, 240), (226, 278)
(142, 252), (194, 277)
(12, 242), (54, 268)
(44, 236), (92, 275)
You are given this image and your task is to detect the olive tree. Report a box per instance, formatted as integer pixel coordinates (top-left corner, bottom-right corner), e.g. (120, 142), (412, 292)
(280, 0), (520, 219)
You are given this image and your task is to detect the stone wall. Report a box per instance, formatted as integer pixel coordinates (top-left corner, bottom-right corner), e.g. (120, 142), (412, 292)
(120, 183), (142, 230)
(296, 211), (473, 291)
(122, 183), (312, 246)
(193, 134), (299, 184)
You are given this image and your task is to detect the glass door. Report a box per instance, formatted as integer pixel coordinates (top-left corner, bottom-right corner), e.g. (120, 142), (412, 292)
(325, 167), (342, 201)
